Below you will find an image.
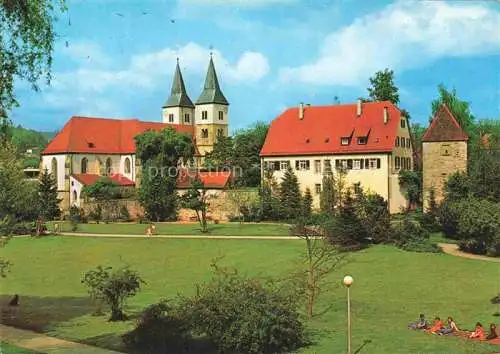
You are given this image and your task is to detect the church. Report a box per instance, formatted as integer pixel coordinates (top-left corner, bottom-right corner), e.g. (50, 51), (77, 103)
(41, 56), (231, 212)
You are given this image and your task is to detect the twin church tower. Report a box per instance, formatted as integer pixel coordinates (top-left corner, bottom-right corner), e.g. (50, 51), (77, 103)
(162, 56), (229, 156)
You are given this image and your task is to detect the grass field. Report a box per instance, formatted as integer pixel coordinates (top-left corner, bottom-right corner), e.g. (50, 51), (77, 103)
(0, 342), (40, 354)
(45, 221), (291, 236)
(1, 236), (499, 353)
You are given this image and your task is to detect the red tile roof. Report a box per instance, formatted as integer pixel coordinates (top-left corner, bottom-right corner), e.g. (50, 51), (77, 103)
(71, 173), (135, 186)
(260, 101), (402, 157)
(43, 116), (195, 154)
(176, 169), (231, 189)
(421, 105), (468, 142)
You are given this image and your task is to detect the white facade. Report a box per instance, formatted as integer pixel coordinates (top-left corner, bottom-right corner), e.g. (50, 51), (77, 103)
(41, 154), (66, 190)
(162, 106), (195, 125)
(195, 103), (229, 125)
(69, 176), (84, 207)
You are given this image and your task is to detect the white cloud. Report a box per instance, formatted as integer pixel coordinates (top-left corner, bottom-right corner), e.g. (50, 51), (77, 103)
(179, 0), (295, 7)
(279, 1), (500, 86)
(60, 40), (112, 67)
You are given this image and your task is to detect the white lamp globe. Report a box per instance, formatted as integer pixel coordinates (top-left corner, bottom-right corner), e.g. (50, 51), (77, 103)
(343, 275), (354, 287)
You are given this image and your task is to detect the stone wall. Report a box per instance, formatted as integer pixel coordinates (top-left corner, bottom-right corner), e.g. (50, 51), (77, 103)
(422, 141), (467, 210)
(81, 199), (144, 220)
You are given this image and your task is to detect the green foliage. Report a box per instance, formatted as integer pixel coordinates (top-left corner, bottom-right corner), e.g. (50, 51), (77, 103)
(279, 166), (301, 220)
(319, 173), (336, 215)
(81, 265), (144, 321)
(177, 263), (308, 354)
(68, 206), (83, 231)
(11, 125), (49, 151)
(444, 172), (471, 203)
(1, 0), (67, 110)
(204, 135), (233, 169)
(394, 215), (441, 253)
(37, 168), (61, 220)
(180, 179), (210, 233)
(82, 177), (120, 201)
(467, 135), (500, 202)
(367, 68), (400, 104)
(259, 170), (282, 221)
(89, 204), (102, 224)
(398, 170), (422, 207)
(301, 188), (313, 219)
(418, 187), (440, 232)
(119, 205), (130, 221)
(437, 201), (462, 239)
(135, 127), (194, 221)
(431, 84), (475, 135)
(356, 192), (393, 244)
(410, 122), (426, 152)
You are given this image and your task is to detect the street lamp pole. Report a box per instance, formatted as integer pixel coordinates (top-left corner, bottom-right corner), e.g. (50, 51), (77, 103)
(343, 275), (354, 354)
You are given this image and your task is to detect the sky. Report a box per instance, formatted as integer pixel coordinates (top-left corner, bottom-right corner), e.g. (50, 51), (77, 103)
(10, 0), (500, 133)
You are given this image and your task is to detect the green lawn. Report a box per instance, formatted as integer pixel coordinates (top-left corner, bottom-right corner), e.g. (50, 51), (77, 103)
(1, 236), (499, 354)
(0, 342), (40, 354)
(45, 221), (291, 236)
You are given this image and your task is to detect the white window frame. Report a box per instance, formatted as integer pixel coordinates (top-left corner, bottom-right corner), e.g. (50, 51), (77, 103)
(314, 160), (321, 174)
(353, 159), (361, 170)
(341, 137), (350, 145)
(369, 159), (377, 169)
(297, 160), (310, 171)
(202, 111), (208, 120)
(280, 161), (289, 170)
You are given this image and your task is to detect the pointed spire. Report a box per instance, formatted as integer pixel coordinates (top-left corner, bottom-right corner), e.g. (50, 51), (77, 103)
(163, 60), (194, 108)
(196, 56), (229, 106)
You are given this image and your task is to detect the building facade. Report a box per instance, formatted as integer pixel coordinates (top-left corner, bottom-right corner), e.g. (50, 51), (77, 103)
(260, 101), (414, 214)
(421, 104), (468, 210)
(41, 57), (229, 212)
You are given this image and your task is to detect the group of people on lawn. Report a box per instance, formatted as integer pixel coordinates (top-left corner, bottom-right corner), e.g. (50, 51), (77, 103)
(409, 314), (498, 341)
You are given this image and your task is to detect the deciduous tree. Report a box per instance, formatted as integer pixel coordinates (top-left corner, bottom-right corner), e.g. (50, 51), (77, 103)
(180, 178), (210, 233)
(367, 69), (400, 104)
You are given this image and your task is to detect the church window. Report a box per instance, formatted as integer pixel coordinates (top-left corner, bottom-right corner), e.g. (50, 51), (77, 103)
(218, 111), (224, 120)
(395, 156), (400, 170)
(124, 157), (131, 174)
(202, 111), (208, 120)
(217, 128), (224, 137)
(105, 158), (112, 175)
(51, 158), (58, 177)
(168, 114), (174, 123)
(184, 114), (190, 123)
(201, 129), (209, 139)
(81, 157), (88, 173)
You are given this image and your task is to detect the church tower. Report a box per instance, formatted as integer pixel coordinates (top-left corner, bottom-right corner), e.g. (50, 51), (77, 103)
(162, 59), (195, 125)
(195, 55), (229, 156)
(422, 104), (468, 210)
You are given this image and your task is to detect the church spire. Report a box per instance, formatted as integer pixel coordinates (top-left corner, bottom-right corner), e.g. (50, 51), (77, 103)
(196, 56), (229, 106)
(163, 60), (194, 108)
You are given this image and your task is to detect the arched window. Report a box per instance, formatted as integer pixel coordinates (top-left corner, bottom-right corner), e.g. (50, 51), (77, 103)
(124, 157), (131, 174)
(73, 190), (78, 204)
(395, 156), (400, 170)
(51, 157), (58, 176)
(201, 129), (209, 139)
(81, 157), (88, 174)
(105, 158), (112, 175)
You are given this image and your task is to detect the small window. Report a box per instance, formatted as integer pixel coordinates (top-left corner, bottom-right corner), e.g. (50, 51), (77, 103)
(73, 190), (78, 203)
(168, 113), (174, 123)
(295, 160), (310, 171)
(314, 160), (321, 174)
(441, 144), (451, 156)
(202, 111), (208, 120)
(217, 128), (224, 137)
(353, 182), (362, 195)
(184, 114), (190, 123)
(353, 159), (361, 170)
(407, 138), (411, 148)
(346, 159), (353, 170)
(395, 156), (400, 170)
(368, 158), (380, 169)
(357, 137), (367, 145)
(218, 111), (224, 120)
(315, 184), (321, 195)
(280, 161), (289, 170)
(401, 119), (406, 128)
(395, 137), (400, 147)
(201, 129), (209, 139)
(341, 137), (350, 145)
(323, 160), (331, 172)
(88, 142), (95, 148)
(124, 157), (131, 174)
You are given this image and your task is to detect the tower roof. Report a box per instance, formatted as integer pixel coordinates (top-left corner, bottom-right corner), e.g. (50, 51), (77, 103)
(421, 104), (468, 142)
(196, 56), (229, 106)
(163, 60), (195, 108)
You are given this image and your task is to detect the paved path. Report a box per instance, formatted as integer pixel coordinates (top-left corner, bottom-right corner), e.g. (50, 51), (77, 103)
(0, 324), (124, 353)
(438, 243), (500, 263)
(60, 232), (303, 240)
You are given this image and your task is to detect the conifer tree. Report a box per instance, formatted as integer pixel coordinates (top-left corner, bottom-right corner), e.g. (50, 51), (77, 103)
(320, 173), (336, 215)
(301, 188), (313, 219)
(38, 168), (61, 220)
(279, 166), (301, 220)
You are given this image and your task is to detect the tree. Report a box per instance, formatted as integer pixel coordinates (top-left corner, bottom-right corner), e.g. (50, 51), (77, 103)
(279, 166), (301, 220)
(444, 172), (471, 203)
(301, 188), (313, 219)
(260, 169), (281, 221)
(355, 191), (393, 244)
(1, 0), (67, 111)
(204, 135), (233, 169)
(82, 265), (144, 321)
(431, 84), (475, 136)
(367, 69), (399, 104)
(226, 187), (260, 223)
(320, 172), (336, 215)
(419, 186), (440, 232)
(180, 178), (210, 233)
(135, 127), (195, 221)
(37, 168), (61, 221)
(0, 109), (12, 147)
(398, 170), (422, 209)
(83, 177), (122, 222)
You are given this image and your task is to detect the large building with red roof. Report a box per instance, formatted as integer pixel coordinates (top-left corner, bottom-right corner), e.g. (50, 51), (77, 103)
(41, 57), (230, 211)
(260, 100), (414, 213)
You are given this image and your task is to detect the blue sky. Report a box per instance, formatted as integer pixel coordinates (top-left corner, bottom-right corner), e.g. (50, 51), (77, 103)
(10, 0), (500, 132)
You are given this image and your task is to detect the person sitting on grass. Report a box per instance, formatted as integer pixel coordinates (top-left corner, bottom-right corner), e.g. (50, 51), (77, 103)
(425, 317), (444, 334)
(408, 313), (428, 330)
(487, 323), (498, 340)
(439, 317), (460, 335)
(469, 322), (486, 340)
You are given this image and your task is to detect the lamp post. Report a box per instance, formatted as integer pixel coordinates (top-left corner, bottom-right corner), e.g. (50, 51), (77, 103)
(343, 275), (354, 354)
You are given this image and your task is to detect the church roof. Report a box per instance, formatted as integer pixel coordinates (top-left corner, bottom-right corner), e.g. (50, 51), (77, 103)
(421, 104), (468, 142)
(163, 61), (195, 108)
(42, 116), (194, 154)
(260, 101), (403, 157)
(196, 57), (229, 106)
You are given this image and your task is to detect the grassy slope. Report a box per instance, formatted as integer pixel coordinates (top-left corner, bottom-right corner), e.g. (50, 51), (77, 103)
(46, 221), (291, 236)
(0, 343), (40, 354)
(1, 237), (498, 354)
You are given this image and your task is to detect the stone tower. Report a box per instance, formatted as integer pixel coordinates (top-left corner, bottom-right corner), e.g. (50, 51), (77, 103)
(162, 59), (195, 125)
(194, 56), (229, 156)
(422, 104), (468, 210)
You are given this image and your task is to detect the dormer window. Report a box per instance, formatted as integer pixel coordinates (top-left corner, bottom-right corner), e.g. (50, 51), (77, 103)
(88, 142), (95, 148)
(341, 137), (350, 146)
(357, 137), (367, 145)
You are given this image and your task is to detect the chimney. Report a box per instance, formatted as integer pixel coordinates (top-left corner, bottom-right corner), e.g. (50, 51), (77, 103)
(299, 102), (304, 120)
(356, 99), (362, 117)
(383, 106), (389, 124)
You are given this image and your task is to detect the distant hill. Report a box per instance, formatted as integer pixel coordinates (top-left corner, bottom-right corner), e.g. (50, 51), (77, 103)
(11, 125), (56, 152)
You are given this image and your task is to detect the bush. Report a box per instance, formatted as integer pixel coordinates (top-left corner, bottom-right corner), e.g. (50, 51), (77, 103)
(437, 201), (462, 239)
(395, 216), (441, 253)
(119, 205), (130, 221)
(355, 193), (394, 243)
(123, 300), (192, 353)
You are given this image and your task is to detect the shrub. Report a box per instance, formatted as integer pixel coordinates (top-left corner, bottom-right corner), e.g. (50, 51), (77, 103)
(119, 205), (130, 221)
(437, 201), (462, 239)
(395, 216), (441, 253)
(355, 193), (393, 243)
